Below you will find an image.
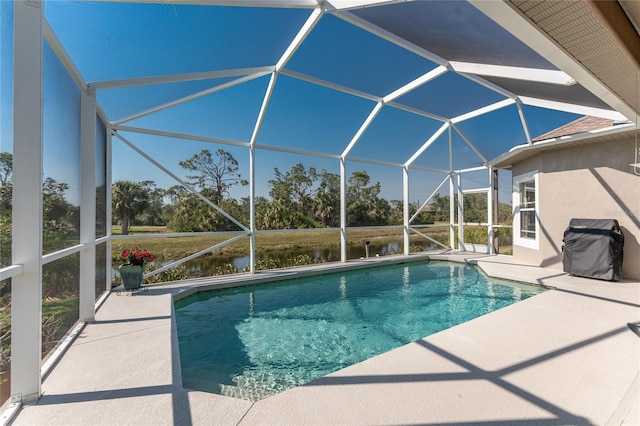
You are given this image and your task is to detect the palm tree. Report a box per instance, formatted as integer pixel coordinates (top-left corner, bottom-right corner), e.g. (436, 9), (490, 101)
(112, 180), (150, 235)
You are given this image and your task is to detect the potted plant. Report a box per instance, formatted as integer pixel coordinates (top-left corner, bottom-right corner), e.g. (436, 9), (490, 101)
(118, 248), (155, 290)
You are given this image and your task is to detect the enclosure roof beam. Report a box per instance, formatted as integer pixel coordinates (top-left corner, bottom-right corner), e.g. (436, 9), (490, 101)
(113, 71), (271, 125)
(383, 66), (448, 104)
(281, 69), (381, 102)
(334, 10), (450, 67)
(281, 69), (453, 125)
(450, 62), (576, 86)
(409, 164), (450, 174)
(91, 66), (275, 90)
(456, 165), (488, 174)
(43, 19), (86, 90)
(112, 125), (250, 148)
(114, 124), (345, 160)
(276, 7), (323, 71)
(250, 9), (323, 148)
(250, 73), (278, 148)
(344, 155), (404, 168)
(454, 69), (518, 100)
(405, 122), (450, 167)
(386, 101), (448, 123)
(519, 96), (628, 121)
(254, 143), (341, 160)
(281, 70), (451, 123)
(451, 98), (516, 124)
(341, 102), (384, 158)
(451, 124), (489, 164)
(325, 0), (408, 12)
(87, 0), (318, 8)
(516, 99), (533, 145)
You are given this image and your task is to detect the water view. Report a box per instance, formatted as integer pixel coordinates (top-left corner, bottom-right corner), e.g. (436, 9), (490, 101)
(183, 240), (435, 277)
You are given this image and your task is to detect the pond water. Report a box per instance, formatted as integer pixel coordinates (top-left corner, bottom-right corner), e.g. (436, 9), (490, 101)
(183, 240), (435, 277)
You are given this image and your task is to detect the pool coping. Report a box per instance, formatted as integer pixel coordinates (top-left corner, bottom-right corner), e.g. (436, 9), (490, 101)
(11, 251), (640, 425)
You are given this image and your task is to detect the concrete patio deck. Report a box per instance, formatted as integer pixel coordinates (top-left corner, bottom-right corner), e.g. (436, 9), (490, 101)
(11, 252), (640, 425)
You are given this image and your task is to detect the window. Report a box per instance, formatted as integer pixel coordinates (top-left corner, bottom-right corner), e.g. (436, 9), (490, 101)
(519, 180), (535, 238)
(513, 171), (538, 249)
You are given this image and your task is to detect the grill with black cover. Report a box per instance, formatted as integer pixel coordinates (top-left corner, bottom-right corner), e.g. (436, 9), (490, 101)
(562, 218), (624, 281)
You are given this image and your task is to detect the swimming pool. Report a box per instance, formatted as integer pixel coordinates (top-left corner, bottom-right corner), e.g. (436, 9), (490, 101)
(174, 260), (544, 401)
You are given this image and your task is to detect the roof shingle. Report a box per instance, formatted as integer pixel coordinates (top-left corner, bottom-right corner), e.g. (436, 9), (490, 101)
(532, 116), (616, 142)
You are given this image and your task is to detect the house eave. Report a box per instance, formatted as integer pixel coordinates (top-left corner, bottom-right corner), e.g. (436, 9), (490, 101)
(489, 123), (637, 169)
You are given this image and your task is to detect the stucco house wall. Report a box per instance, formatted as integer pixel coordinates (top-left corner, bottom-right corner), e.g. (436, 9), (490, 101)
(510, 135), (640, 280)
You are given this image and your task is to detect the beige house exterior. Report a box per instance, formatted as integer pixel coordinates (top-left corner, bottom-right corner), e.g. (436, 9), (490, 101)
(493, 121), (640, 281)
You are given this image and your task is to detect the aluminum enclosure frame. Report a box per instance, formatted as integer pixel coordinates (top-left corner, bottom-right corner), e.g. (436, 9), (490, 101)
(3, 0), (637, 415)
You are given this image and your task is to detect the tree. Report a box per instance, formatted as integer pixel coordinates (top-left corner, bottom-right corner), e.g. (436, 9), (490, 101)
(346, 171), (390, 226)
(421, 193), (511, 224)
(462, 193), (488, 223)
(40, 178), (81, 301)
(269, 163), (317, 216)
(255, 163), (327, 230)
(167, 191), (247, 232)
(0, 185), (11, 268)
(0, 153), (12, 187)
(178, 149), (247, 205)
(166, 192), (214, 232)
(135, 181), (165, 226)
(0, 153), (12, 220)
(112, 180), (150, 235)
(168, 149), (248, 232)
(314, 170), (340, 227)
(389, 200), (404, 225)
(42, 178), (75, 232)
(498, 202), (512, 224)
(429, 194), (451, 222)
(164, 185), (188, 204)
(255, 199), (318, 230)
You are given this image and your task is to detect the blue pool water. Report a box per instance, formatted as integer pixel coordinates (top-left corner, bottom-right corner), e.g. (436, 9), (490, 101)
(174, 261), (544, 401)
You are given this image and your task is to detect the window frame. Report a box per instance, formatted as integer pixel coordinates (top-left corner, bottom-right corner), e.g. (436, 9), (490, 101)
(513, 170), (539, 250)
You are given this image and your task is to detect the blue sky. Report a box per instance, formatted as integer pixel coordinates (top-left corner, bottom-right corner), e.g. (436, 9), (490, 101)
(1, 1), (583, 207)
(0, 1), (13, 159)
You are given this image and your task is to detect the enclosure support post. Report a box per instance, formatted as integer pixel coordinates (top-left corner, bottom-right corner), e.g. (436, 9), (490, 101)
(491, 168), (499, 254)
(248, 72), (277, 274)
(449, 174), (455, 249)
(340, 157), (347, 262)
(106, 130), (113, 291)
(487, 166), (494, 255)
(403, 166), (410, 255)
(249, 145), (256, 274)
(457, 172), (465, 251)
(448, 124), (456, 249)
(11, 0), (44, 404)
(80, 85), (97, 322)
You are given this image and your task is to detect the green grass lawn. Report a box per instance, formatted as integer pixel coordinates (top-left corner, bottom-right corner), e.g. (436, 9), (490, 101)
(112, 224), (512, 260)
(111, 225), (451, 260)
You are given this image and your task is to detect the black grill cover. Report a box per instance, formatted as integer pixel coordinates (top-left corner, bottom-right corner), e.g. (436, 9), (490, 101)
(562, 218), (624, 281)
